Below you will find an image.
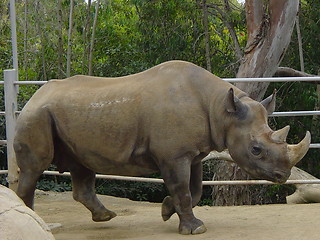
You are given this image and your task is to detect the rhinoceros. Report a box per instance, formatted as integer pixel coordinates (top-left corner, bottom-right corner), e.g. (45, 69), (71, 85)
(14, 60), (310, 235)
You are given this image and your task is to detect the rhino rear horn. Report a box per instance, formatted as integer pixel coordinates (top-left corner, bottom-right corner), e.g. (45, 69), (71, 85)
(287, 131), (311, 166)
(271, 125), (290, 143)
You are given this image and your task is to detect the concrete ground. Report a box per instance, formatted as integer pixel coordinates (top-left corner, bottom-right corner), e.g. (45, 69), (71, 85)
(35, 191), (320, 240)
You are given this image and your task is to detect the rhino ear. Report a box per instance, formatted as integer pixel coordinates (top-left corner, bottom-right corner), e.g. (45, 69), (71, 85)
(260, 89), (276, 115)
(225, 88), (248, 119)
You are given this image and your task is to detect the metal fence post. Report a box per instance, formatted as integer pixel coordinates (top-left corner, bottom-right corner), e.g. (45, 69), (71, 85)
(4, 69), (19, 191)
(9, 0), (19, 75)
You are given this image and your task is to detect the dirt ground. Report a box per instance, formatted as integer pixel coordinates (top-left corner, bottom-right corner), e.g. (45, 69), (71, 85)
(34, 191), (320, 240)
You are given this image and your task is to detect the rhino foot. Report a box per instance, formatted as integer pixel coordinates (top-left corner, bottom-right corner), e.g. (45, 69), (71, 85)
(161, 196), (175, 221)
(179, 219), (207, 235)
(92, 210), (117, 222)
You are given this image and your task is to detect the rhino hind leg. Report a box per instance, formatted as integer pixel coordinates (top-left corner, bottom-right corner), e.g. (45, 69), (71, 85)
(161, 161), (203, 222)
(17, 169), (43, 209)
(15, 143), (48, 208)
(14, 115), (54, 209)
(68, 161), (116, 222)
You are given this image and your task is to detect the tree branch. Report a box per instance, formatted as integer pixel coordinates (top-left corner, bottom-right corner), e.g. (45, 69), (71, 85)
(274, 67), (320, 84)
(274, 67), (314, 77)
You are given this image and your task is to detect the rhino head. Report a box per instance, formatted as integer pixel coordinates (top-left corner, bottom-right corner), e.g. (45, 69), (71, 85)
(224, 88), (311, 183)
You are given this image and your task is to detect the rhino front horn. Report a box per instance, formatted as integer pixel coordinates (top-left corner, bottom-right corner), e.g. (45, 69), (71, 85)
(287, 131), (311, 166)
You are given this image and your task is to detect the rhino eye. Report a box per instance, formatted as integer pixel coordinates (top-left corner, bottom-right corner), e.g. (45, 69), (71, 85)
(251, 146), (262, 156)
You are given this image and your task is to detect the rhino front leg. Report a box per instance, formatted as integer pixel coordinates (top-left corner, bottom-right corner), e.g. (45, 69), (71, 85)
(69, 163), (116, 222)
(160, 158), (206, 235)
(162, 161), (203, 221)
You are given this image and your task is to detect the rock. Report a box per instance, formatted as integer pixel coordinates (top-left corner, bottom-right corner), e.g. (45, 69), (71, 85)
(0, 184), (55, 240)
(47, 223), (62, 230)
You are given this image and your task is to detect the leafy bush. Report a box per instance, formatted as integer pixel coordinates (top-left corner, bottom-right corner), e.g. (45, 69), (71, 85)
(36, 178), (72, 192)
(95, 175), (167, 202)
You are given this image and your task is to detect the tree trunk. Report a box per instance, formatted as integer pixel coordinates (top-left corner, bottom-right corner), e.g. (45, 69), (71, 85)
(211, 161), (251, 206)
(202, 0), (211, 72)
(235, 0), (299, 101)
(82, 0), (92, 74)
(57, 0), (64, 78)
(88, 0), (100, 76)
(66, 0), (74, 78)
(222, 0), (242, 62)
(35, 1), (47, 81)
(23, 0), (28, 81)
(206, 0), (243, 73)
(212, 0), (300, 206)
(296, 15), (304, 72)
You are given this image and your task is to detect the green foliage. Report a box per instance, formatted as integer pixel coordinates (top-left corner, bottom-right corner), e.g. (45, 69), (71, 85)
(36, 178), (72, 192)
(282, 0), (320, 74)
(0, 175), (7, 187)
(0, 0), (245, 78)
(269, 185), (296, 203)
(17, 85), (41, 110)
(135, 0), (198, 63)
(96, 178), (167, 202)
(248, 184), (296, 205)
(198, 197), (213, 206)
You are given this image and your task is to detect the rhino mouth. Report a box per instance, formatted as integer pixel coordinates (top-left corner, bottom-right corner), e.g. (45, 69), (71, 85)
(263, 170), (290, 184)
(244, 167), (290, 184)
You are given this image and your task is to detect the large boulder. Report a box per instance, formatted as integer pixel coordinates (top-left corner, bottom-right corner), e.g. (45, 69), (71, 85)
(0, 184), (55, 240)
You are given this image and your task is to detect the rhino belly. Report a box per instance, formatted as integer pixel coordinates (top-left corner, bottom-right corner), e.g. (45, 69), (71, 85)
(74, 149), (159, 176)
(53, 131), (159, 177)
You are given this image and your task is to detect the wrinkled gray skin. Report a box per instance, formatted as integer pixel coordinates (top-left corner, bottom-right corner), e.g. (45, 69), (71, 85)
(14, 61), (302, 235)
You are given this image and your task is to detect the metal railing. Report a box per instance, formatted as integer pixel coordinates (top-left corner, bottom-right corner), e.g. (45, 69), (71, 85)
(1, 69), (320, 188)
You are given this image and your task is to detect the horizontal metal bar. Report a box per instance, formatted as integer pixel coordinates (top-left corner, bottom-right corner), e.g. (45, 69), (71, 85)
(12, 110), (320, 118)
(202, 179), (320, 186)
(271, 111), (320, 117)
(310, 144), (320, 149)
(43, 171), (165, 183)
(0, 76), (319, 86)
(3, 169), (320, 185)
(0, 139), (318, 148)
(224, 76), (320, 83)
(42, 171), (320, 186)
(0, 77), (317, 85)
(14, 81), (47, 85)
(0, 170), (8, 175)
